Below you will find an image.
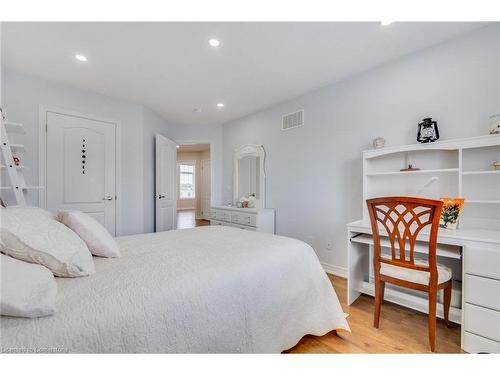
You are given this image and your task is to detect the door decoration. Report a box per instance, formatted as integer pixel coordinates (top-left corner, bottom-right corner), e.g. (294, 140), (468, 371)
(82, 138), (86, 174)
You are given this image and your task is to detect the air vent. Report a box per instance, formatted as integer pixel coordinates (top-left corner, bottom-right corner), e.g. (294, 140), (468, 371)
(282, 110), (304, 130)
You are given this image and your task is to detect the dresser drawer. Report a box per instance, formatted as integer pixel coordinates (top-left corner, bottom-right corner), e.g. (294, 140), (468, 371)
(465, 274), (500, 311)
(465, 245), (500, 280)
(464, 303), (500, 342)
(463, 332), (500, 353)
(212, 210), (231, 222)
(220, 211), (231, 222)
(231, 213), (256, 227)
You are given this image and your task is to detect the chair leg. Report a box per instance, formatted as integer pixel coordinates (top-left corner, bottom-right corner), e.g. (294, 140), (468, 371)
(443, 282), (452, 328)
(428, 288), (437, 352)
(373, 279), (385, 328)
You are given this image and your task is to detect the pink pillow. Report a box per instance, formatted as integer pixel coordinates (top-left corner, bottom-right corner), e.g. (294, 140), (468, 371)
(58, 211), (121, 258)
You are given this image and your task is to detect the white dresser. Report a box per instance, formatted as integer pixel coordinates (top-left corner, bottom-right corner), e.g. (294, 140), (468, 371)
(210, 205), (275, 233)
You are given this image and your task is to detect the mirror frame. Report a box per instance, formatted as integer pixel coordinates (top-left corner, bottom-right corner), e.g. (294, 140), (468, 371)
(233, 144), (266, 209)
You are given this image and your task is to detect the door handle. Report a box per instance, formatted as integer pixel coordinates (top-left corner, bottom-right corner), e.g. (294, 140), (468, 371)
(102, 195), (114, 201)
(158, 194), (166, 199)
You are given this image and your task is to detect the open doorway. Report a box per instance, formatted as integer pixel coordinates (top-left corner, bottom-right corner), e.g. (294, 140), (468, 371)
(176, 143), (211, 229)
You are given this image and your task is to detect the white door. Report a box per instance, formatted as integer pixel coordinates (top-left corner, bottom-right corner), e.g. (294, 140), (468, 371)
(46, 111), (116, 234)
(201, 158), (211, 220)
(155, 134), (177, 231)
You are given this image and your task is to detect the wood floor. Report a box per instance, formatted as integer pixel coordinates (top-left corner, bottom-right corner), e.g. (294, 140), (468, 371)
(176, 210), (210, 229)
(286, 274), (462, 353)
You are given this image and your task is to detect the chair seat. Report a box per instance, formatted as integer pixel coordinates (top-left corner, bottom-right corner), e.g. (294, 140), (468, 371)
(380, 258), (452, 285)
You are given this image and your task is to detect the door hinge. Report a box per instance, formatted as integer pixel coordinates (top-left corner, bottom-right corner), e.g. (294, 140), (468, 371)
(45, 122), (48, 132)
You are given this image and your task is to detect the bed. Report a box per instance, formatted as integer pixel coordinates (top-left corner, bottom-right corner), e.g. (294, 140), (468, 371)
(0, 225), (349, 353)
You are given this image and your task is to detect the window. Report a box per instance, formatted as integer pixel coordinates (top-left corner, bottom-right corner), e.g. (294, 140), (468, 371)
(178, 162), (196, 199)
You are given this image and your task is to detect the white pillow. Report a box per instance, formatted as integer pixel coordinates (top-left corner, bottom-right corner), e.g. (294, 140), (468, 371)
(0, 206), (95, 277)
(57, 211), (121, 258)
(1, 254), (58, 318)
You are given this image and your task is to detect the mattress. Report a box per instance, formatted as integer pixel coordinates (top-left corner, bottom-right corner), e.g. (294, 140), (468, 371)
(0, 225), (349, 353)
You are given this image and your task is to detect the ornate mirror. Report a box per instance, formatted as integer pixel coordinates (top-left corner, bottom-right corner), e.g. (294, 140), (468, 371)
(233, 144), (266, 209)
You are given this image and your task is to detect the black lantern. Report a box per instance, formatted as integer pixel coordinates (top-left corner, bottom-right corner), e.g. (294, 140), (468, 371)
(417, 117), (440, 143)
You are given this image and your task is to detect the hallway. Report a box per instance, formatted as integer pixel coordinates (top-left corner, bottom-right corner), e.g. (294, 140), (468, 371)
(176, 210), (210, 229)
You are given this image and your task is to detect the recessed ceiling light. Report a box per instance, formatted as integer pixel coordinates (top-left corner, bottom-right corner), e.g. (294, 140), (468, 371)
(208, 39), (220, 47)
(176, 145), (180, 149)
(75, 54), (88, 62)
(216, 103), (225, 108)
(380, 21), (394, 26)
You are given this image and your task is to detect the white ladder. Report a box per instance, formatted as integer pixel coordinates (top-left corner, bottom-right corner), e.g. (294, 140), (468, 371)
(0, 110), (43, 205)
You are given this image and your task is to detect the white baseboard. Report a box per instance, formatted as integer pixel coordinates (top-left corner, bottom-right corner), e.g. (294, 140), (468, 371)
(321, 262), (347, 278)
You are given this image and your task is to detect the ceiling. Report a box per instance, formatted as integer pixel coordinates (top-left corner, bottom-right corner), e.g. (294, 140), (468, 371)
(1, 22), (487, 126)
(177, 143), (210, 152)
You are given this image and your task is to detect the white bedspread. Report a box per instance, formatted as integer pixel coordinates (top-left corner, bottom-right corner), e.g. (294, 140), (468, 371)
(1, 226), (349, 353)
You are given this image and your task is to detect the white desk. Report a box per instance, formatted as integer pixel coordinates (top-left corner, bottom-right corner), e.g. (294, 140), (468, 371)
(347, 220), (500, 353)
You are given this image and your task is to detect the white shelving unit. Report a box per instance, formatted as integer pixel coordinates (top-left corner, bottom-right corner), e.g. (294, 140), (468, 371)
(0, 112), (43, 205)
(362, 134), (500, 230)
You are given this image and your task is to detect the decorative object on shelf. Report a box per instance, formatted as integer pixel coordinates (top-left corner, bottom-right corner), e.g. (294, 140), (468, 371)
(439, 197), (464, 230)
(372, 137), (386, 149)
(400, 164), (420, 172)
(489, 114), (500, 135)
(13, 156), (20, 166)
(238, 194), (256, 209)
(417, 117), (440, 143)
(492, 161), (500, 170)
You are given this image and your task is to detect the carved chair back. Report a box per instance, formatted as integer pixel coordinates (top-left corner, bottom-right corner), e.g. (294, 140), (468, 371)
(366, 197), (443, 285)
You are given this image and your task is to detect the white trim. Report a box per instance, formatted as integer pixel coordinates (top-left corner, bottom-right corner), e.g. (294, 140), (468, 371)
(321, 262), (347, 278)
(38, 105), (122, 235)
(200, 158), (211, 220)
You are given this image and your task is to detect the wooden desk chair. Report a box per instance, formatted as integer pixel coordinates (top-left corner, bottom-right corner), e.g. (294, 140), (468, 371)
(366, 196), (452, 352)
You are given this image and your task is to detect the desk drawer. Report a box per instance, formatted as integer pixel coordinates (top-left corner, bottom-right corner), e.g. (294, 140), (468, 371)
(231, 213), (256, 227)
(464, 303), (500, 342)
(463, 332), (500, 353)
(465, 275), (500, 311)
(465, 245), (500, 280)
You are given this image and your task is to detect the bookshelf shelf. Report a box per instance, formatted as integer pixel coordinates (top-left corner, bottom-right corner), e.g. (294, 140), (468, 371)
(362, 135), (500, 231)
(366, 168), (458, 177)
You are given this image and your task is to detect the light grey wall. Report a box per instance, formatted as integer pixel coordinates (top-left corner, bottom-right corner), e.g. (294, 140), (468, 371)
(1, 68), (145, 235)
(0, 68), (223, 235)
(222, 24), (500, 271)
